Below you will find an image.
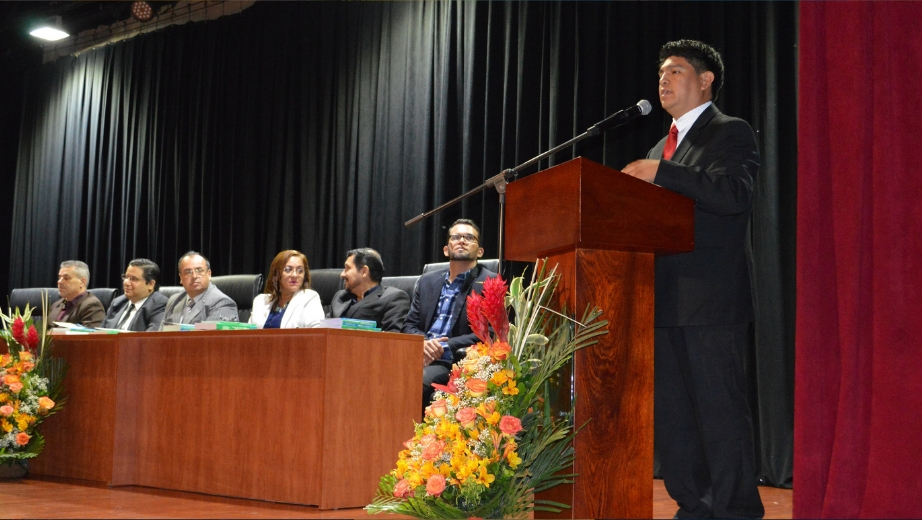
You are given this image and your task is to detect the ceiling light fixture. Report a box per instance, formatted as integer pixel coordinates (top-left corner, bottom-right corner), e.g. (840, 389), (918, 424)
(29, 15), (70, 42)
(131, 1), (154, 22)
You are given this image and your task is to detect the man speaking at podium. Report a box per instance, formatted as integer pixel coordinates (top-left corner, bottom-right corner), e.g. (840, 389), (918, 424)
(622, 40), (764, 519)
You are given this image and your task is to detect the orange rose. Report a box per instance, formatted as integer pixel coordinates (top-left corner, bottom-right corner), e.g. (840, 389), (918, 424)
(489, 341), (511, 361)
(16, 432), (30, 446)
(465, 378), (487, 397)
(393, 478), (413, 499)
(38, 396), (55, 411)
(0, 405), (12, 417)
(499, 415), (523, 436)
(3, 374), (20, 385)
(421, 440), (446, 461)
(455, 407), (478, 429)
(9, 382), (23, 394)
(428, 399), (448, 418)
(426, 474), (446, 496)
(419, 433), (437, 446)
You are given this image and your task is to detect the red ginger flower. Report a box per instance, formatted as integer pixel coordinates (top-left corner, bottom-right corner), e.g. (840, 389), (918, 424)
(466, 292), (491, 346)
(432, 366), (461, 396)
(26, 325), (40, 350)
(481, 276), (509, 343)
(11, 317), (26, 346)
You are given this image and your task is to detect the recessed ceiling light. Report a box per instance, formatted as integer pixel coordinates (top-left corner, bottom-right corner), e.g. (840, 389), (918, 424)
(29, 16), (70, 42)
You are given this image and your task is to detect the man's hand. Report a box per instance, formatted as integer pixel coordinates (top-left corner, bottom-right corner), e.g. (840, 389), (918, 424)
(423, 337), (448, 367)
(622, 159), (660, 183)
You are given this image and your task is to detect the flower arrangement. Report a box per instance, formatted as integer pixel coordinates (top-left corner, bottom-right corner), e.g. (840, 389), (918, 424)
(1, 295), (67, 467)
(367, 263), (608, 518)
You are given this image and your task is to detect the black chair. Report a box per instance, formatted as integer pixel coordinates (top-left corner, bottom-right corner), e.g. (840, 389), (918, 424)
(380, 275), (419, 301)
(309, 268), (344, 314)
(89, 288), (119, 312)
(157, 285), (185, 301)
(8, 288), (59, 315)
(210, 274), (264, 323)
(422, 258), (500, 274)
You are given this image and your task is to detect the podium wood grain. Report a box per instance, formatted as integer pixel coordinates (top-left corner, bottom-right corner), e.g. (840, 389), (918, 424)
(28, 329), (421, 509)
(505, 157), (693, 519)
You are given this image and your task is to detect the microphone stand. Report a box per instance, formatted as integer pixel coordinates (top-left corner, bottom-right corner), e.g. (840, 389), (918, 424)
(405, 112), (629, 276)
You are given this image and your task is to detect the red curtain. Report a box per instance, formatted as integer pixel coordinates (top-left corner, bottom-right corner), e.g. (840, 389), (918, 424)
(796, 2), (922, 517)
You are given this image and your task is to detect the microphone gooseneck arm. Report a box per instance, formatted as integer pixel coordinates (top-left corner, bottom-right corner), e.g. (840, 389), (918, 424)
(403, 100), (652, 271)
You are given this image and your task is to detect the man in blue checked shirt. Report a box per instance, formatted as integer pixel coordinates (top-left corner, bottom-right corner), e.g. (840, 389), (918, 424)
(402, 219), (498, 411)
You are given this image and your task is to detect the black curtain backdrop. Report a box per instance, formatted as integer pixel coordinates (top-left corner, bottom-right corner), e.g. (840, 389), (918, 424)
(7, 1), (796, 487)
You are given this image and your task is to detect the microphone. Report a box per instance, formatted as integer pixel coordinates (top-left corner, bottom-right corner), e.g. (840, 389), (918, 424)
(587, 99), (652, 136)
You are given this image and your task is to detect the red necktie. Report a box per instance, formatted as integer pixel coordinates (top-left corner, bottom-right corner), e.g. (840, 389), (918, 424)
(662, 123), (678, 160)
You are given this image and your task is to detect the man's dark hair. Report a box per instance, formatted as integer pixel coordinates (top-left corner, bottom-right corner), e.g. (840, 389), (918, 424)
(447, 218), (482, 243)
(347, 248), (385, 284)
(659, 39), (724, 103)
(177, 250), (211, 271)
(129, 258), (161, 290)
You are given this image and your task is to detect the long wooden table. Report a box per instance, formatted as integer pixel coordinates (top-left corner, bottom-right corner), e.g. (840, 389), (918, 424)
(27, 328), (422, 509)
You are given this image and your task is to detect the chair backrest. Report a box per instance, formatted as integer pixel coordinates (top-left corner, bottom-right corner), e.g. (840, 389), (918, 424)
(309, 268), (344, 309)
(380, 275), (420, 301)
(89, 288), (119, 311)
(422, 258), (500, 275)
(157, 285), (185, 301)
(8, 288), (59, 315)
(210, 274), (264, 323)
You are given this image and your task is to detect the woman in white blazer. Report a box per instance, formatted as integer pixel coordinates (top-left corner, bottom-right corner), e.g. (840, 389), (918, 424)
(249, 250), (324, 329)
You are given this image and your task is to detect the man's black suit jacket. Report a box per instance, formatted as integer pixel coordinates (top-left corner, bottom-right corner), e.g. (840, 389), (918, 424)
(402, 263), (496, 360)
(100, 292), (169, 332)
(329, 285), (410, 332)
(647, 103), (759, 327)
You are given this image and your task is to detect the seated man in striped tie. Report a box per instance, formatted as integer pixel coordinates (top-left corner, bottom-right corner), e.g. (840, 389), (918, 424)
(160, 251), (238, 328)
(100, 258), (169, 331)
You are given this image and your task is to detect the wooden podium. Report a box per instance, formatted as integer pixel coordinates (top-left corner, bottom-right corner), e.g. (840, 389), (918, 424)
(28, 328), (421, 509)
(505, 157), (694, 518)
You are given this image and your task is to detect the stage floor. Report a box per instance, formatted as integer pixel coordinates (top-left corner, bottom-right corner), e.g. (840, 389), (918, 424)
(0, 476), (791, 519)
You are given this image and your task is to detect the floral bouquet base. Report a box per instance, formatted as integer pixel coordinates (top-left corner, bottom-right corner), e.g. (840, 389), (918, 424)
(367, 263), (607, 519)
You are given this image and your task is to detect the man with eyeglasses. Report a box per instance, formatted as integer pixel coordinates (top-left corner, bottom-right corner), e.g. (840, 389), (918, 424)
(100, 258), (168, 331)
(403, 218), (497, 410)
(160, 251), (238, 328)
(330, 248), (410, 332)
(48, 260), (106, 328)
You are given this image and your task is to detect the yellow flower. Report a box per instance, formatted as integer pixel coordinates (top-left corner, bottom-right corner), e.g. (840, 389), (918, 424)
(436, 419), (461, 440)
(406, 471), (423, 488)
(491, 370), (509, 386)
(503, 380), (520, 396)
(0, 393), (9, 404)
(17, 415), (35, 431)
(472, 464), (496, 487)
(420, 461), (439, 479)
(1, 418), (12, 433)
(453, 459), (473, 481)
(506, 450), (522, 469)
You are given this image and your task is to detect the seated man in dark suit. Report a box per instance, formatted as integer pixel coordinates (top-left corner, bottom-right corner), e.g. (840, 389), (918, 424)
(330, 248), (410, 332)
(100, 258), (169, 331)
(402, 219), (497, 409)
(160, 251), (238, 327)
(48, 260), (105, 328)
